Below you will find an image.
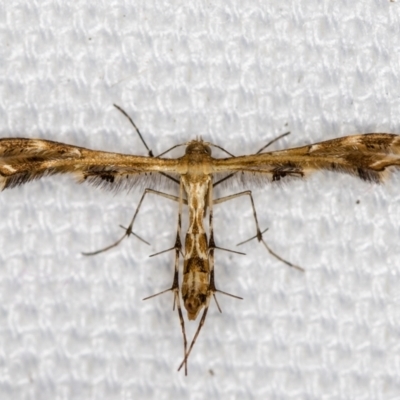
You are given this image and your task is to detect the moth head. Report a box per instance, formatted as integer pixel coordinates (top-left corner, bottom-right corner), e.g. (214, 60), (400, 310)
(185, 140), (212, 156)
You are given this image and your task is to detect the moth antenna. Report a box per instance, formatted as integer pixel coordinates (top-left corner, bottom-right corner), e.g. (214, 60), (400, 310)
(113, 104), (154, 157)
(256, 131), (291, 154)
(208, 143), (235, 157)
(114, 104), (182, 186)
(157, 143), (187, 158)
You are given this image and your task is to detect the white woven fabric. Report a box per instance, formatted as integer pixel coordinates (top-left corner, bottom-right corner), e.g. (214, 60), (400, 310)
(1, 1), (400, 399)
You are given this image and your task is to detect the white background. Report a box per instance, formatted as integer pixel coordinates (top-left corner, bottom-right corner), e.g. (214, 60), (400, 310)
(1, 1), (400, 399)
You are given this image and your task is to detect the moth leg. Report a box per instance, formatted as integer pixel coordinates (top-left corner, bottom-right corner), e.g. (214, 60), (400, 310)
(82, 188), (187, 256)
(208, 184), (243, 305)
(214, 191), (303, 271)
(143, 232), (187, 375)
(178, 297), (211, 373)
(143, 182), (188, 375)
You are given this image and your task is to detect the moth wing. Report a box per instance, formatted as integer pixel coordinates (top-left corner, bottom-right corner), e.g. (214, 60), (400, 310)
(212, 134), (400, 184)
(0, 138), (180, 191)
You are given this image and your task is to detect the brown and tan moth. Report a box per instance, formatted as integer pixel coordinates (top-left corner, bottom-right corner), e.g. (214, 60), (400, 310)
(1, 105), (400, 374)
